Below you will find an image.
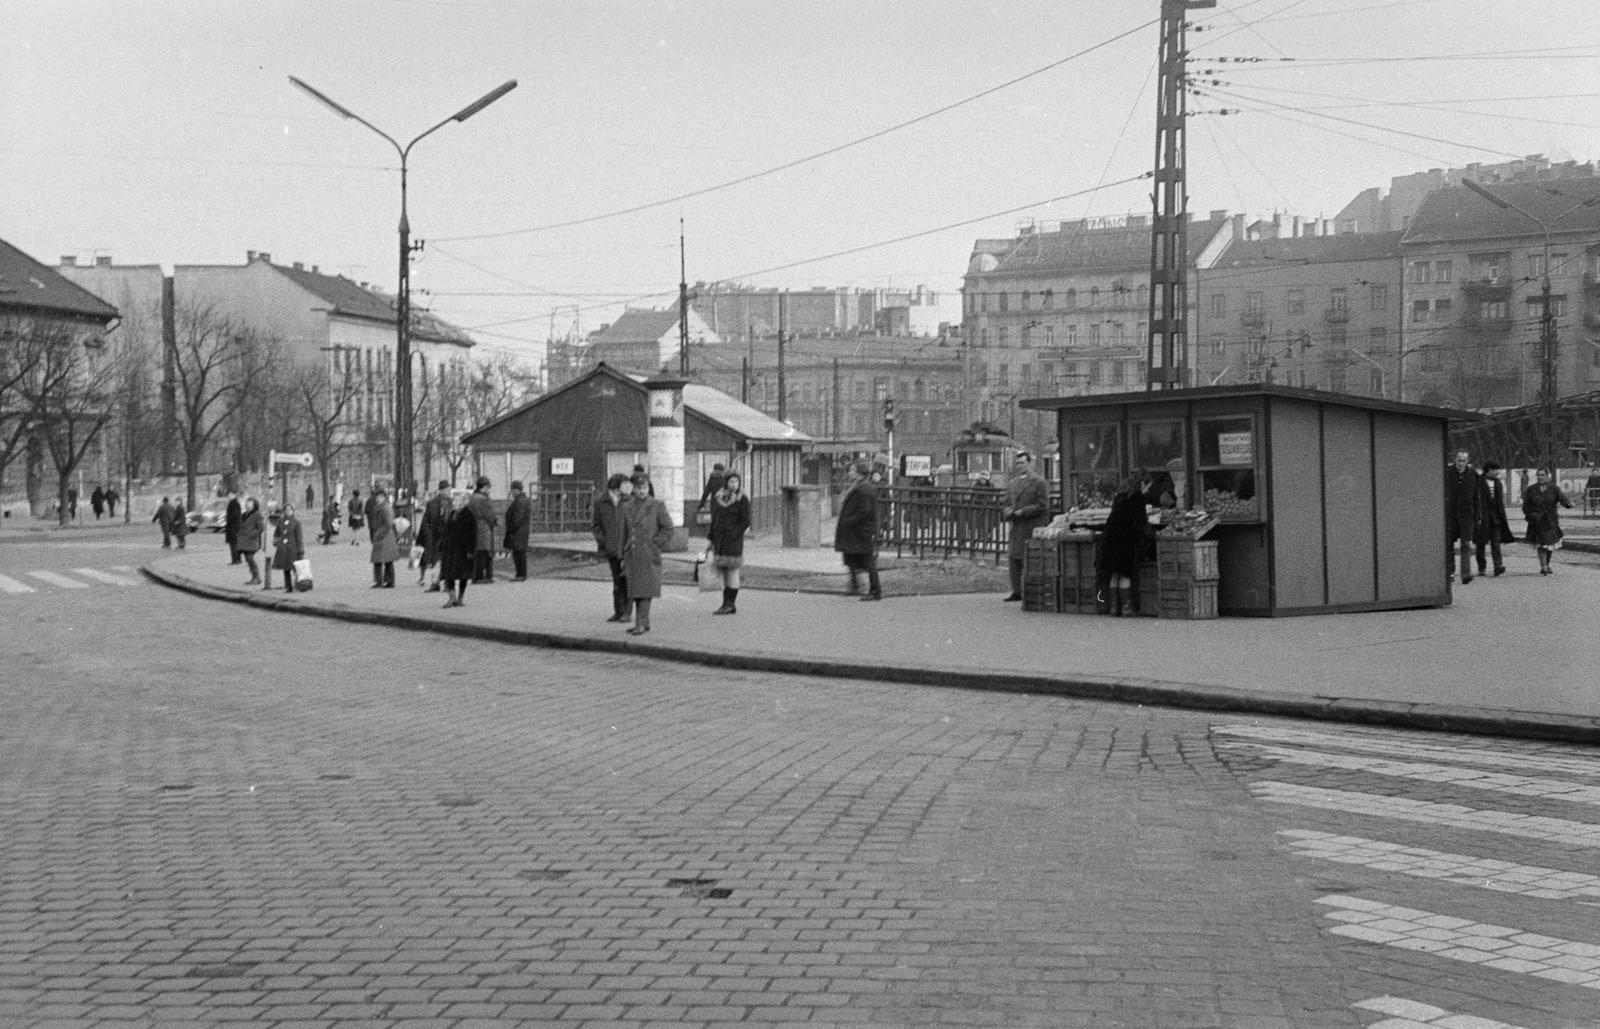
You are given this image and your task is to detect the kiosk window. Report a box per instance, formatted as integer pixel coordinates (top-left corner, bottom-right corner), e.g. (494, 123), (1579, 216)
(1065, 422), (1121, 508)
(1132, 419), (1185, 509)
(1196, 416), (1261, 520)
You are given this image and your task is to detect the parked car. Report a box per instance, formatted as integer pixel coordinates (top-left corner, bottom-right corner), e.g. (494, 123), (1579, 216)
(187, 498), (231, 533)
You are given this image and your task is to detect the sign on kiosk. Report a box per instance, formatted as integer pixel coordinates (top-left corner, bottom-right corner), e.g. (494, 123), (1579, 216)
(1217, 432), (1254, 466)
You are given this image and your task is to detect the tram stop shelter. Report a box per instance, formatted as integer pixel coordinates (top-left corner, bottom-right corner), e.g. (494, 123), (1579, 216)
(1022, 384), (1479, 617)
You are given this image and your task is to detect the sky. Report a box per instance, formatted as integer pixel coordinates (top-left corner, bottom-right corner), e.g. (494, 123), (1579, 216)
(6, 0), (1597, 375)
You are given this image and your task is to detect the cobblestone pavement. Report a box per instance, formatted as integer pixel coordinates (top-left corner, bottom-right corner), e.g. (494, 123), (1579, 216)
(3, 534), (1599, 1027)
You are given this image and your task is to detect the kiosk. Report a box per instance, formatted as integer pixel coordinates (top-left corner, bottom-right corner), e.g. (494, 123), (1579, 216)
(1022, 385), (1478, 616)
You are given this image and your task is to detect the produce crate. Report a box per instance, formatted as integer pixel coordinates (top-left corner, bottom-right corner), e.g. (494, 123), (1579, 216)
(1022, 576), (1059, 613)
(1156, 538), (1220, 582)
(1136, 560), (1160, 617)
(1024, 539), (1061, 580)
(1158, 580), (1219, 620)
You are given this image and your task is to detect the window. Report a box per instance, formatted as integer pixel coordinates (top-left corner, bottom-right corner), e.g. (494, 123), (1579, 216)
(1111, 361), (1126, 386)
(1019, 362), (1032, 383)
(1196, 415), (1260, 520)
(1328, 363), (1347, 393)
(1044, 325), (1055, 348)
(997, 363), (1009, 385)
(1089, 323), (1102, 346)
(1089, 287), (1101, 308)
(1527, 296), (1569, 318)
(1020, 324), (1032, 348)
(979, 327), (990, 348)
(1209, 333), (1225, 355)
(1329, 327), (1347, 351)
(1247, 336), (1265, 357)
(1065, 288), (1077, 308)
(980, 292), (989, 313)
(1021, 290), (1031, 310)
(1209, 294), (1227, 317)
(1435, 260), (1453, 283)
(1043, 289), (1054, 309)
(1330, 287), (1348, 312)
(1064, 422), (1121, 507)
(1433, 298), (1452, 321)
(1529, 252), (1546, 278)
(997, 326), (1009, 349)
(1111, 322), (1127, 346)
(1133, 419), (1187, 507)
(1479, 300), (1508, 321)
(1066, 324), (1078, 347)
(1287, 289), (1305, 314)
(1245, 291), (1264, 314)
(1410, 261), (1431, 284)
(1368, 327), (1387, 350)
(1412, 299), (1430, 323)
(1370, 284), (1388, 310)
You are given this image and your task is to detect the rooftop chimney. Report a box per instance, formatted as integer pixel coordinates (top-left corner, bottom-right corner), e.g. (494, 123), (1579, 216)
(60, 256), (76, 267)
(257, 252), (271, 264)
(246, 250), (257, 262)
(95, 256), (112, 267)
(1210, 209), (1228, 221)
(293, 262), (304, 270)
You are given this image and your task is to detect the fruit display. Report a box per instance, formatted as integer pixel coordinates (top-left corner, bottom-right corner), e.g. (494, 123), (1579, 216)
(1033, 514), (1095, 541)
(1201, 488), (1259, 520)
(1065, 506), (1111, 530)
(1157, 509), (1220, 538)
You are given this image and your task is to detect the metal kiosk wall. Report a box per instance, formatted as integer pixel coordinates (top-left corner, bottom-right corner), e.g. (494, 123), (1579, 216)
(1024, 384), (1474, 616)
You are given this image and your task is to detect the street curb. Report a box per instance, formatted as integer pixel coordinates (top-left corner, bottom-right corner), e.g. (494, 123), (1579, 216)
(143, 563), (1600, 746)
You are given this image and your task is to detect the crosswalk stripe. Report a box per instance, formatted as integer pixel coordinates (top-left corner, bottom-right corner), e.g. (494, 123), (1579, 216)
(1316, 895), (1600, 988)
(1216, 723), (1600, 779)
(1279, 829), (1600, 902)
(0, 573), (35, 594)
(24, 570), (88, 589)
(1224, 743), (1600, 806)
(1252, 781), (1600, 848)
(71, 567), (141, 586)
(1354, 995), (1532, 1028)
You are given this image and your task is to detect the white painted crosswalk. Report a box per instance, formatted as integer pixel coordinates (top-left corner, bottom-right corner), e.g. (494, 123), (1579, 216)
(0, 566), (145, 595)
(1217, 722), (1600, 1026)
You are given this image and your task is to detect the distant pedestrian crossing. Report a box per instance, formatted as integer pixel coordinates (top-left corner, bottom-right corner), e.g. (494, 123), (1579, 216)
(0, 566), (144, 594)
(1216, 722), (1600, 1026)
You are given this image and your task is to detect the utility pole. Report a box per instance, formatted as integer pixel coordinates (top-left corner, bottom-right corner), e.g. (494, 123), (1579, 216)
(1146, 0), (1215, 390)
(832, 357), (842, 438)
(678, 219), (690, 375)
(777, 292), (788, 423)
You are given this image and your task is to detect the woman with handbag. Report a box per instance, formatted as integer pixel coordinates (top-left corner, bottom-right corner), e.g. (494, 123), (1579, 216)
(271, 502), (305, 593)
(1521, 466), (1573, 576)
(706, 471), (751, 615)
(367, 486), (399, 588)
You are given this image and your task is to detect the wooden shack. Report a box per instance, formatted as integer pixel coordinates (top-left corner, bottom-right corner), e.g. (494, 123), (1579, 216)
(1022, 385), (1477, 616)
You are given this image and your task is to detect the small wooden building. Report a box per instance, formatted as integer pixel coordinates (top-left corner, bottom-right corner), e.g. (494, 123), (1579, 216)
(1022, 385), (1478, 616)
(462, 363), (811, 532)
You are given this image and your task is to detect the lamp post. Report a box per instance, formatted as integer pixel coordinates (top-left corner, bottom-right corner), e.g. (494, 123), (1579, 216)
(289, 75), (516, 501)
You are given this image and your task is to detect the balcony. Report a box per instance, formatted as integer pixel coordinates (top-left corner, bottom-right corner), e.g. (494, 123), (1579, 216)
(1462, 278), (1514, 301)
(1324, 307), (1350, 324)
(1240, 309), (1266, 329)
(1584, 272), (1600, 298)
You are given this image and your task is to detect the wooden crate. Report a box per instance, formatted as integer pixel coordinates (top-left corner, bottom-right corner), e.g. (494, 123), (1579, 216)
(1156, 538), (1220, 582)
(1135, 561), (1160, 617)
(1022, 577), (1059, 613)
(1060, 537), (1097, 582)
(1157, 580), (1219, 619)
(1024, 539), (1061, 579)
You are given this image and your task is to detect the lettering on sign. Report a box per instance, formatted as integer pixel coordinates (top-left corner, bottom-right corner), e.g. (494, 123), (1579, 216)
(903, 455), (932, 477)
(1218, 432), (1254, 466)
(550, 457), (574, 476)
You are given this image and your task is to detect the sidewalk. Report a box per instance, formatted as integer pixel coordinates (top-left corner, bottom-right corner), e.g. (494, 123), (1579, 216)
(143, 526), (1600, 745)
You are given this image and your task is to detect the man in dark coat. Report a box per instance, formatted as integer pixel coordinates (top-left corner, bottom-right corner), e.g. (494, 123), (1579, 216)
(468, 475), (498, 583)
(1476, 460), (1514, 577)
(1000, 451), (1050, 603)
(90, 486), (105, 520)
(504, 480), (532, 581)
(697, 462), (727, 510)
(152, 496), (176, 548)
(1445, 449), (1483, 584)
(592, 474), (634, 621)
(418, 480), (452, 590)
(224, 492), (243, 564)
(346, 489), (365, 544)
(833, 461), (881, 600)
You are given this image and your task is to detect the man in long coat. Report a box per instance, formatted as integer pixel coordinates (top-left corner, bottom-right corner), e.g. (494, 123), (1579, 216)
(504, 480), (532, 581)
(224, 492), (243, 565)
(468, 475), (499, 583)
(620, 473), (674, 634)
(367, 486), (399, 588)
(592, 474), (634, 622)
(1001, 451), (1050, 603)
(1444, 449), (1483, 584)
(833, 461), (881, 600)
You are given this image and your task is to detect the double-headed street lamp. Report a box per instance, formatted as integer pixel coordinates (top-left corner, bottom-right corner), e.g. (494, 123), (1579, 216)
(290, 75), (516, 501)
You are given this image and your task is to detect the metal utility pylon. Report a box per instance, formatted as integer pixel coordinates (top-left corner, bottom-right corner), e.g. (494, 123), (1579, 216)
(1147, 0), (1214, 390)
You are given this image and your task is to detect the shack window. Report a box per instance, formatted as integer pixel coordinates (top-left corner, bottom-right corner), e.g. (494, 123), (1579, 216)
(1196, 416), (1261, 520)
(1064, 422), (1121, 509)
(1131, 419), (1187, 510)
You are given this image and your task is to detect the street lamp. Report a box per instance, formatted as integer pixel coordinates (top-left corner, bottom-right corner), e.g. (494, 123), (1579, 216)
(290, 75), (516, 501)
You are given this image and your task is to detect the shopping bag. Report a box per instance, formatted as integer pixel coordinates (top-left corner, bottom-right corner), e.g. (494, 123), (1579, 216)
(292, 557), (314, 591)
(695, 549), (719, 592)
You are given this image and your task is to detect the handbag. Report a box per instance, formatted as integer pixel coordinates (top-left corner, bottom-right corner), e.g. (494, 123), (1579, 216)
(291, 557), (313, 591)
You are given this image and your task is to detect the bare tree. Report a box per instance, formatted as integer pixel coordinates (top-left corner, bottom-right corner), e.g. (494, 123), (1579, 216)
(294, 350), (363, 502)
(414, 350), (537, 485)
(0, 314), (55, 491)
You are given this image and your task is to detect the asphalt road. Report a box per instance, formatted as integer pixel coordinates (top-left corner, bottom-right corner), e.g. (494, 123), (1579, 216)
(2, 526), (1598, 1028)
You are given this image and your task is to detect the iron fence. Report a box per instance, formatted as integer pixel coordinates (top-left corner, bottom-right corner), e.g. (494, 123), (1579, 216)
(531, 481), (599, 534)
(875, 486), (1063, 562)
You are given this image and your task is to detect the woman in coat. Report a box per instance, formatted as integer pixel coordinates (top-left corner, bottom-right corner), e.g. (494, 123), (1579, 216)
(1475, 460), (1515, 577)
(270, 502), (305, 593)
(706, 470), (751, 615)
(367, 486), (399, 588)
(235, 497), (265, 585)
(621, 473), (675, 634)
(438, 490), (478, 608)
(1522, 466), (1573, 575)
(1099, 471), (1151, 616)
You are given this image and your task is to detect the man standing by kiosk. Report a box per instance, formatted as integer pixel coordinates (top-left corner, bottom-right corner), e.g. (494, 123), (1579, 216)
(1001, 451), (1049, 603)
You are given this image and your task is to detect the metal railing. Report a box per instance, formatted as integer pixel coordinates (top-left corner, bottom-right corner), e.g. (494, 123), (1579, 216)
(875, 485), (1063, 562)
(531, 481), (598, 534)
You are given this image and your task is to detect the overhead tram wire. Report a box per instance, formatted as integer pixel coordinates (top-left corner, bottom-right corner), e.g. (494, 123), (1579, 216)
(433, 18), (1159, 244)
(1197, 44), (1600, 70)
(1195, 79), (1600, 132)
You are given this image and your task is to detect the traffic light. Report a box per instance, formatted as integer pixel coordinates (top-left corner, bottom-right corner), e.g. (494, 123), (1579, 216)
(883, 396), (897, 430)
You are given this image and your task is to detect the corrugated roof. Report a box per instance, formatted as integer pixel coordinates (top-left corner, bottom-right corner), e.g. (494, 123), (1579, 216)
(1214, 230), (1405, 268)
(0, 239), (120, 321)
(619, 372), (811, 443)
(590, 307), (680, 344)
(1404, 178), (1600, 244)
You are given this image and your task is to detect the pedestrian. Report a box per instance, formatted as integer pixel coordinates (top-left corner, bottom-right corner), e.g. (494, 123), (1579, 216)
(91, 485), (105, 520)
(468, 475), (498, 583)
(346, 488), (364, 544)
(367, 485), (399, 588)
(833, 460), (881, 601)
(271, 502), (305, 592)
(706, 470), (751, 615)
(171, 498), (189, 549)
(1522, 466), (1573, 576)
(224, 491), (242, 564)
(418, 480), (452, 590)
(1444, 449), (1483, 584)
(438, 489), (478, 608)
(318, 497), (340, 545)
(104, 487), (119, 518)
(1099, 470), (1152, 617)
(631, 463), (656, 497)
(1000, 450), (1049, 603)
(697, 461), (728, 511)
(1475, 460), (1515, 578)
(236, 496), (265, 585)
(592, 473), (634, 622)
(152, 496), (176, 548)
(305, 483), (315, 509)
(504, 480), (532, 581)
(621, 472), (674, 634)
(67, 485), (79, 521)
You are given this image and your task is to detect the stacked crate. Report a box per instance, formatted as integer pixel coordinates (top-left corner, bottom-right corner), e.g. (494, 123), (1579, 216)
(1155, 537), (1220, 619)
(1059, 536), (1099, 613)
(1136, 560), (1160, 618)
(1022, 539), (1061, 612)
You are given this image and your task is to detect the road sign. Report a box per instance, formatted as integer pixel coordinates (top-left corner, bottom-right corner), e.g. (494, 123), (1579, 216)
(269, 450), (314, 468)
(1569, 442), (1589, 452)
